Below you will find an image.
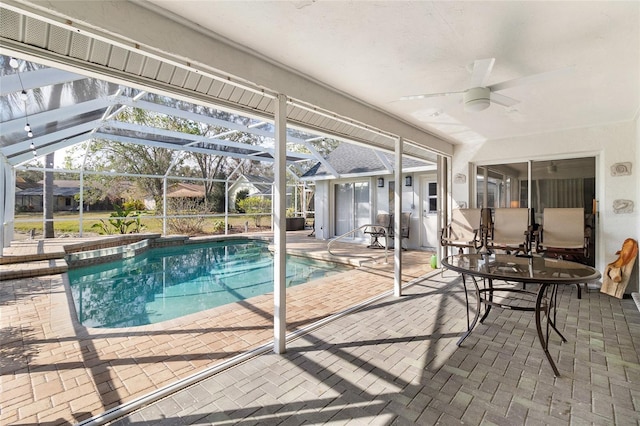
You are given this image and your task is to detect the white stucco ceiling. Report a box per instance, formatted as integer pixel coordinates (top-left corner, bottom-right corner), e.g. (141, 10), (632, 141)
(146, 0), (639, 145)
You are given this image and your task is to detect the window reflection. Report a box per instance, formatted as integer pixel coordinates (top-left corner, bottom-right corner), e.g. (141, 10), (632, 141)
(476, 163), (528, 208)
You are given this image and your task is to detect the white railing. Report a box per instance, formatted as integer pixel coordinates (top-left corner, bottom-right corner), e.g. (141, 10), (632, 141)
(327, 224), (389, 264)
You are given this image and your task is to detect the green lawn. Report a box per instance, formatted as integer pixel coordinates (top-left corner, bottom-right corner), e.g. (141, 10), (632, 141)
(13, 211), (270, 236)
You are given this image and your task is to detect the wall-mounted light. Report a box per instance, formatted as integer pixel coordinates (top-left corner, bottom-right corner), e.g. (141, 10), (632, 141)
(377, 177), (384, 187)
(405, 176), (412, 187)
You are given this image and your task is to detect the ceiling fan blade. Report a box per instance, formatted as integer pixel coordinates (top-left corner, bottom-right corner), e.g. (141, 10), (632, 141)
(488, 65), (575, 92)
(469, 58), (495, 88)
(490, 92), (520, 107)
(399, 91), (463, 101)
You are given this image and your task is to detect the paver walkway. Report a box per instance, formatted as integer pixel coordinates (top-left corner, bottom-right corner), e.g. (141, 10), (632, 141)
(114, 276), (640, 425)
(0, 232), (433, 425)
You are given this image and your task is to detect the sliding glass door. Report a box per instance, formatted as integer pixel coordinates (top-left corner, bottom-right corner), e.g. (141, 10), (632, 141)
(476, 157), (596, 264)
(334, 181), (370, 239)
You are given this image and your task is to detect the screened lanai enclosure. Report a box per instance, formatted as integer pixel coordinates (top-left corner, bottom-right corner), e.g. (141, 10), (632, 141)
(1, 55), (439, 244)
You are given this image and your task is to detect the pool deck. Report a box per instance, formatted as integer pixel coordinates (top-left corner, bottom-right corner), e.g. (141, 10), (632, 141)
(1, 231), (435, 425)
(2, 232), (639, 425)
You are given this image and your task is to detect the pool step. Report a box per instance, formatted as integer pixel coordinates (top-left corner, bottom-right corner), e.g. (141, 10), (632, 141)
(0, 251), (65, 265)
(0, 258), (68, 280)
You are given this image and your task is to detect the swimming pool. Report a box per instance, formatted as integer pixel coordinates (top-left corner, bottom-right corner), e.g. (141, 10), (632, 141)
(67, 239), (350, 328)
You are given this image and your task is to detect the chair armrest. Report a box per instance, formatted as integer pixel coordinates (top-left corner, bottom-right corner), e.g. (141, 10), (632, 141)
(584, 226), (592, 257)
(440, 226), (450, 247)
(532, 227), (543, 253)
(524, 226), (535, 253)
(472, 229), (483, 250)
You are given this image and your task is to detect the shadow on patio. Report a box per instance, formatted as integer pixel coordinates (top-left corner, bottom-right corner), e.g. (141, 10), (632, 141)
(0, 233), (434, 425)
(111, 275), (640, 425)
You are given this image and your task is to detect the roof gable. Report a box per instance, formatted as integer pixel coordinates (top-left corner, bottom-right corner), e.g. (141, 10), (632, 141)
(302, 143), (433, 180)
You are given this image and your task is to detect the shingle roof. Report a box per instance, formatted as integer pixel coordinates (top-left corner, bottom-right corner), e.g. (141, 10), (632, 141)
(301, 143), (431, 179)
(166, 183), (206, 198)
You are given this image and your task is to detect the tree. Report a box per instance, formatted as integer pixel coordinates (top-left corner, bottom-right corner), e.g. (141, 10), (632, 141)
(2, 57), (116, 237)
(16, 164), (43, 184)
(84, 106), (184, 210)
(235, 189), (249, 213)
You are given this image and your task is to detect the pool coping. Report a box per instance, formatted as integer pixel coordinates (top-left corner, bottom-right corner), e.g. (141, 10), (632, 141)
(65, 234), (273, 268)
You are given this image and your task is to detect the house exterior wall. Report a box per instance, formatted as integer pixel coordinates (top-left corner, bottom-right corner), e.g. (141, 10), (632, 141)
(374, 175), (421, 249)
(314, 174), (428, 250)
(314, 180), (331, 240)
(452, 119), (640, 292)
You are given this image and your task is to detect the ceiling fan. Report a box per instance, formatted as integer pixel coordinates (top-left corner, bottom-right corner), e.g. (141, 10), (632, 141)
(400, 58), (573, 112)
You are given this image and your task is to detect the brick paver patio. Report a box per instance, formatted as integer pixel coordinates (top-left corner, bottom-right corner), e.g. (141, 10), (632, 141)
(0, 232), (433, 425)
(2, 232), (639, 425)
(114, 275), (640, 425)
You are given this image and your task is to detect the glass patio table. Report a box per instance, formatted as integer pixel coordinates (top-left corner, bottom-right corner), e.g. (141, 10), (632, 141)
(442, 253), (600, 376)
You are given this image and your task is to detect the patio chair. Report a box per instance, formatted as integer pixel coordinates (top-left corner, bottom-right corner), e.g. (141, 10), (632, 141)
(535, 208), (590, 260)
(484, 208), (532, 254)
(441, 208), (483, 254)
(534, 208), (591, 298)
(386, 212), (411, 249)
(364, 213), (391, 248)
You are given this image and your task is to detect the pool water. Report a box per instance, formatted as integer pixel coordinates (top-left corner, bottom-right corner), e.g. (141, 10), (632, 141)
(67, 240), (350, 328)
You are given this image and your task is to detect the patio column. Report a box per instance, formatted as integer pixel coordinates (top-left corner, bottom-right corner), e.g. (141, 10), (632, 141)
(224, 179), (229, 236)
(0, 159), (8, 253)
(273, 94), (287, 354)
(162, 177), (168, 236)
(394, 137), (403, 297)
(437, 155), (448, 267)
(79, 169), (84, 236)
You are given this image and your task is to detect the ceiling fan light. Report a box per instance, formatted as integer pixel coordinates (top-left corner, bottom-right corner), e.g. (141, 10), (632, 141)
(464, 87), (491, 112)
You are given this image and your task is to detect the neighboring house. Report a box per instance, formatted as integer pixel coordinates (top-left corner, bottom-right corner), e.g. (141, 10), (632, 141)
(228, 175), (273, 211)
(144, 183), (206, 211)
(301, 143), (436, 249)
(166, 183), (206, 200)
(15, 180), (81, 212)
(227, 174), (301, 214)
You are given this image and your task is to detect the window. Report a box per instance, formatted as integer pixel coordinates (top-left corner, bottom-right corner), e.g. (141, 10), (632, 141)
(428, 182), (437, 213)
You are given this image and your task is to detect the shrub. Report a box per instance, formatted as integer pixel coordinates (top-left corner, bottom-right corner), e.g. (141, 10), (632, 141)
(166, 198), (206, 235)
(235, 189), (249, 213)
(91, 204), (146, 235)
(237, 196), (271, 227)
(212, 220), (226, 233)
(123, 198), (146, 211)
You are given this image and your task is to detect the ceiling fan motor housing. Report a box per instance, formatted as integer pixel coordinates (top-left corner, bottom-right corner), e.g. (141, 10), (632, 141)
(464, 87), (491, 111)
